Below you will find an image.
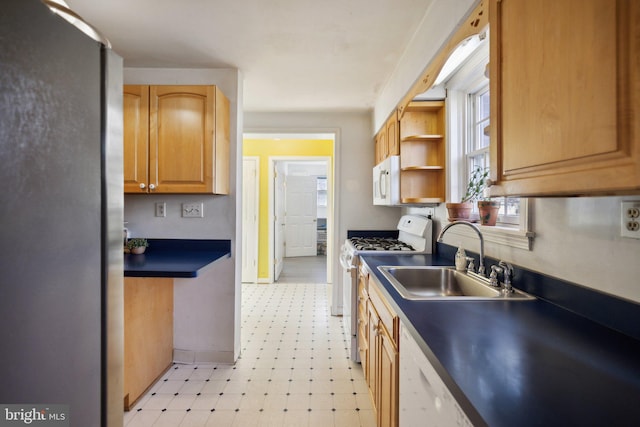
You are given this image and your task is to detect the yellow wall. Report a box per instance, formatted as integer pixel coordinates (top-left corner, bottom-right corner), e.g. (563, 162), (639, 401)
(243, 138), (334, 280)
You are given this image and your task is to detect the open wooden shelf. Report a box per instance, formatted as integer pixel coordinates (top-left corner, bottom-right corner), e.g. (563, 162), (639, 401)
(398, 100), (446, 204)
(402, 134), (444, 140)
(401, 197), (444, 204)
(399, 168), (445, 202)
(401, 166), (444, 171)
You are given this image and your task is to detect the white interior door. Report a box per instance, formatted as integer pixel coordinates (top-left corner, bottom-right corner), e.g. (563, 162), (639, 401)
(285, 175), (318, 257)
(274, 162), (286, 281)
(242, 157), (259, 283)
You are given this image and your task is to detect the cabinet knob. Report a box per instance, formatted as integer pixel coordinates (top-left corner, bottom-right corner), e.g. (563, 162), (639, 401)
(149, 184), (156, 191)
(139, 183), (146, 190)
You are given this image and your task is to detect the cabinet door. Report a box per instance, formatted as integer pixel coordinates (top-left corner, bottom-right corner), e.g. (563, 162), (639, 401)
(375, 130), (388, 165)
(358, 273), (369, 382)
(124, 277), (173, 409)
(213, 87), (230, 194)
(358, 301), (369, 383)
(150, 85), (215, 193)
(378, 324), (399, 427)
(123, 85), (149, 193)
(367, 304), (380, 408)
(489, 0), (640, 196)
(387, 115), (399, 157)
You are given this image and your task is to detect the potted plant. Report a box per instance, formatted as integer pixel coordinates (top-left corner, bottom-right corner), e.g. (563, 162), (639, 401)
(471, 167), (500, 226)
(126, 238), (149, 254)
(446, 166), (489, 222)
(477, 198), (501, 226)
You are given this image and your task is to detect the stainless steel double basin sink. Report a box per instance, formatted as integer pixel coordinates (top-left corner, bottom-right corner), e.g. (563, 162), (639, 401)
(377, 266), (535, 301)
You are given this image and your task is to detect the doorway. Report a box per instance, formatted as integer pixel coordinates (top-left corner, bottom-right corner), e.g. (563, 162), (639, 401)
(272, 159), (330, 283)
(242, 134), (342, 315)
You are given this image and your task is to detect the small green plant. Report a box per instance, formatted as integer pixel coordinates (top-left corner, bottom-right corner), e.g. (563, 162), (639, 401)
(460, 166), (490, 203)
(126, 238), (149, 250)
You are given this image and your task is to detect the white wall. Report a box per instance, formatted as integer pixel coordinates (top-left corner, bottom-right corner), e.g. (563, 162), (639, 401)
(373, 0), (476, 132)
(173, 258), (236, 364)
(123, 68), (244, 362)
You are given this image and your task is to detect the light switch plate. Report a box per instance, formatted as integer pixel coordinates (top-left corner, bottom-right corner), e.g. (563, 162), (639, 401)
(182, 203), (204, 218)
(621, 201), (640, 239)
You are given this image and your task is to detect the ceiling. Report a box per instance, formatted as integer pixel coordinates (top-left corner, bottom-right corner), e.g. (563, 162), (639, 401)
(65, 0), (436, 112)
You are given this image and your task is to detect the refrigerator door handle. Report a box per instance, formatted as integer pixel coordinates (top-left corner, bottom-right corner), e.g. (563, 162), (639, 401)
(41, 0), (112, 48)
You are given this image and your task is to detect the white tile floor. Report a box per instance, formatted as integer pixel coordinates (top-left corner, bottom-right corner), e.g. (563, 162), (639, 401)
(124, 282), (374, 427)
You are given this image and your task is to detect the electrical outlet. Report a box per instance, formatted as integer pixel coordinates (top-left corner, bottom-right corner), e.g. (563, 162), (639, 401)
(155, 202), (166, 217)
(182, 203), (204, 218)
(621, 201), (640, 239)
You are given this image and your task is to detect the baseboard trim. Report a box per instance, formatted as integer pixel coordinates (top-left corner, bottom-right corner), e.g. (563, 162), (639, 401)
(173, 349), (235, 364)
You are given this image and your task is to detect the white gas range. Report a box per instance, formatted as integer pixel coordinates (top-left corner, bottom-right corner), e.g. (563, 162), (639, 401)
(339, 214), (433, 361)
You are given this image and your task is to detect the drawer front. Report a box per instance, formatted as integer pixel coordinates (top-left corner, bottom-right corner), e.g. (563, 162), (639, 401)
(369, 281), (398, 345)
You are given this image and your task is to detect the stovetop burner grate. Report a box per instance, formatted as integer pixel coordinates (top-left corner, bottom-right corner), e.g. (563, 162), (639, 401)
(348, 237), (414, 251)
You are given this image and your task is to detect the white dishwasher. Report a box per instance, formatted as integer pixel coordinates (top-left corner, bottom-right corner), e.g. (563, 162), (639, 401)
(399, 322), (474, 427)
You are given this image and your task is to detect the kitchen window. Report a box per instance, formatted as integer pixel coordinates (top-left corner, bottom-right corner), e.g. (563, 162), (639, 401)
(467, 86), (521, 226)
(444, 39), (533, 250)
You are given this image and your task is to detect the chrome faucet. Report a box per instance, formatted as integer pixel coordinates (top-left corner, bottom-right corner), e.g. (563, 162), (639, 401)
(489, 261), (515, 292)
(498, 260), (514, 293)
(437, 221), (486, 276)
(489, 265), (503, 287)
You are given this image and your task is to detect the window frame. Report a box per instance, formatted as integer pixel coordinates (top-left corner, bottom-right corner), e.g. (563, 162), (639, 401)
(443, 39), (534, 250)
(467, 85), (521, 226)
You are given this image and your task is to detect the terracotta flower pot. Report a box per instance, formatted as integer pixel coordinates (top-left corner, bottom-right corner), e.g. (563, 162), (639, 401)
(477, 200), (501, 226)
(131, 246), (146, 255)
(445, 202), (473, 222)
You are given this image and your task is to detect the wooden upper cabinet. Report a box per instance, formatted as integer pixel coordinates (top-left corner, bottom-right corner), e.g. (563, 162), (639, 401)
(386, 113), (399, 157)
(489, 0), (640, 196)
(375, 128), (388, 165)
(374, 113), (400, 165)
(123, 86), (149, 193)
(124, 85), (230, 194)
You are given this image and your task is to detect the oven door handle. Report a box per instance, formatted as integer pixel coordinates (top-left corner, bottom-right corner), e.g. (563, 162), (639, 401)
(339, 252), (354, 270)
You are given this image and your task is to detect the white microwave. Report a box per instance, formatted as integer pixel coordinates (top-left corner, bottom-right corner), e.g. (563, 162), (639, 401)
(373, 155), (400, 206)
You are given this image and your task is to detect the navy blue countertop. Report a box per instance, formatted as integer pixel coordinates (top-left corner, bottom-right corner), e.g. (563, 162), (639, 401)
(124, 239), (231, 278)
(359, 252), (640, 427)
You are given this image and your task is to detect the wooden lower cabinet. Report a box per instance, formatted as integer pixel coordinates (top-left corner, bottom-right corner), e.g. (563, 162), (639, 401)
(124, 277), (174, 410)
(358, 269), (370, 384)
(359, 265), (399, 427)
(378, 323), (399, 427)
(367, 303), (380, 412)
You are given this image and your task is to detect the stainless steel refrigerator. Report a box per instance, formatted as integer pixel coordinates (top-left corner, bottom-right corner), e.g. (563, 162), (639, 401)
(0, 1), (124, 426)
